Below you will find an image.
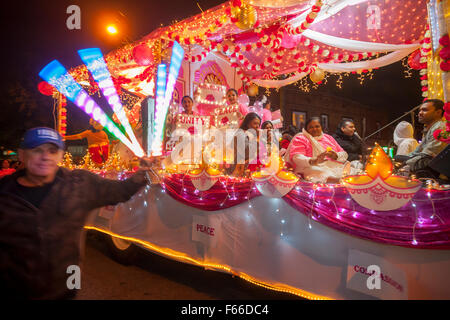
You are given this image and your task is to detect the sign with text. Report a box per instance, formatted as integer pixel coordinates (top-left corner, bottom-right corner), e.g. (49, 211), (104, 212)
(346, 249), (408, 300)
(192, 215), (220, 248)
(214, 105), (241, 129)
(175, 114), (211, 134)
(194, 82), (226, 106)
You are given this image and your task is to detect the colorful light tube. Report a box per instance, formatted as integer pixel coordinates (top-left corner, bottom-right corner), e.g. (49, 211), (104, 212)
(78, 48), (145, 157)
(39, 60), (144, 157)
(151, 41), (184, 156)
(150, 64), (167, 156)
(163, 41), (184, 110)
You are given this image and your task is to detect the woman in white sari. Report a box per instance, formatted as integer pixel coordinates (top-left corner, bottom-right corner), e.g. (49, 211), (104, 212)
(284, 117), (352, 183)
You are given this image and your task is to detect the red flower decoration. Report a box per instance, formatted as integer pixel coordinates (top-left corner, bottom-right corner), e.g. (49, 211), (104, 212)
(439, 34), (450, 47)
(444, 102), (450, 112)
(188, 126), (196, 135)
(440, 60), (450, 72)
(205, 94), (216, 102)
(439, 47), (450, 60)
(221, 116), (229, 124)
(433, 129), (442, 140)
(408, 49), (425, 70)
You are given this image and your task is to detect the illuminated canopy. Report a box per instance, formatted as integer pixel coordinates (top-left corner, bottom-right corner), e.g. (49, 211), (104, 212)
(67, 0), (427, 91)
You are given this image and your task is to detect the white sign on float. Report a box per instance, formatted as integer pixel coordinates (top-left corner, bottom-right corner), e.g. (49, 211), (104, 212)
(346, 249), (408, 299)
(192, 215), (220, 248)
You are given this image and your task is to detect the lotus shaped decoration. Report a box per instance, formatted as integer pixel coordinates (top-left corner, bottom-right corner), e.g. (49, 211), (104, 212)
(252, 155), (299, 198)
(342, 144), (421, 211)
(188, 167), (221, 191)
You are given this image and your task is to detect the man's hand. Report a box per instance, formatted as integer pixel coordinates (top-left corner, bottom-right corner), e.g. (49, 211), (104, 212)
(139, 156), (160, 168)
(138, 156), (162, 185)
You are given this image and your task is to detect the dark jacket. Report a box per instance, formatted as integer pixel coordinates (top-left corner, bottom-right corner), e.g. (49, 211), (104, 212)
(332, 129), (363, 162)
(0, 167), (147, 299)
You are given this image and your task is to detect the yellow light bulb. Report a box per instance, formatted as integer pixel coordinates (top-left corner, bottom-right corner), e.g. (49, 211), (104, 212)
(106, 25), (118, 35)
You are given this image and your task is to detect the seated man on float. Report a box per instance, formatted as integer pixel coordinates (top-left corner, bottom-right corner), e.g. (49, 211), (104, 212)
(333, 119), (364, 162)
(395, 99), (447, 178)
(284, 117), (350, 184)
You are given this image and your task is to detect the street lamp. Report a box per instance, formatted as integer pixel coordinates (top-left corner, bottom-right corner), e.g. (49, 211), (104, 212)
(106, 24), (118, 35)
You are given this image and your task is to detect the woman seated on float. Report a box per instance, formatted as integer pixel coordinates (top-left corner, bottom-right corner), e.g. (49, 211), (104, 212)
(181, 95), (198, 115)
(393, 121), (419, 156)
(261, 121), (277, 158)
(226, 112), (262, 177)
(284, 117), (350, 184)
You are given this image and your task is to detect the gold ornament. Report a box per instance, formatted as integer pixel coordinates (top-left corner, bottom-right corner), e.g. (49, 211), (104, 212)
(231, 5), (241, 19)
(81, 150), (95, 170)
(309, 68), (325, 83)
(235, 4), (258, 30)
(247, 83), (259, 97)
(152, 39), (162, 65)
(161, 46), (172, 64)
(60, 152), (74, 169)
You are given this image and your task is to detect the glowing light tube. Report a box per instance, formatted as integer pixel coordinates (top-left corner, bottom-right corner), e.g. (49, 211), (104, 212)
(39, 60), (144, 157)
(78, 48), (145, 157)
(163, 41), (184, 111)
(151, 41), (184, 156)
(150, 64), (167, 156)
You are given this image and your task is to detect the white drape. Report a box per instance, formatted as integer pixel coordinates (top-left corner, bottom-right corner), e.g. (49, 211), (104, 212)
(252, 71), (308, 88)
(318, 47), (419, 72)
(302, 29), (420, 52)
(252, 45), (418, 88)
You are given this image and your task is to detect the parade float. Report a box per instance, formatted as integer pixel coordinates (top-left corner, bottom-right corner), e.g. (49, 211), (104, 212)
(38, 0), (450, 299)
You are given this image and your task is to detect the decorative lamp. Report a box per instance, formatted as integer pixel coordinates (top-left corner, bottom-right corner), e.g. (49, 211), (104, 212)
(342, 144), (422, 211)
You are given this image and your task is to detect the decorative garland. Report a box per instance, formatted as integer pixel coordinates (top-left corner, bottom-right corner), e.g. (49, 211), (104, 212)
(439, 34), (450, 71)
(434, 34), (450, 143)
(285, 0), (323, 36)
(123, 0), (373, 85)
(419, 26), (431, 100)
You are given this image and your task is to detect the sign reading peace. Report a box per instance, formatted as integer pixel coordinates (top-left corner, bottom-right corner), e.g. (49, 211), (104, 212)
(214, 105), (241, 128)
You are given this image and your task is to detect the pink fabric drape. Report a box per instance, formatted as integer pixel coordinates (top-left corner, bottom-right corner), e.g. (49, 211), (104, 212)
(161, 174), (450, 249)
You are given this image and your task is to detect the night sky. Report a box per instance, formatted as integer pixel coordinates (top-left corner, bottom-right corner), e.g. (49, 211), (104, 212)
(2, 0), (224, 84)
(0, 0), (423, 148)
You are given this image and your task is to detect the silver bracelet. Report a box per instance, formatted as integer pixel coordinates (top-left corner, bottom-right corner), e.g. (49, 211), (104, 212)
(145, 168), (161, 185)
(145, 171), (153, 185)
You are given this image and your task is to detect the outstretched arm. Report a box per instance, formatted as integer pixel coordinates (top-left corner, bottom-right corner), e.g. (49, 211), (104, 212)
(80, 157), (160, 210)
(64, 130), (89, 141)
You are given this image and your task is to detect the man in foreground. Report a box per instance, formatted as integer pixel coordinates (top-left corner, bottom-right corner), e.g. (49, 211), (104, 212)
(0, 127), (156, 299)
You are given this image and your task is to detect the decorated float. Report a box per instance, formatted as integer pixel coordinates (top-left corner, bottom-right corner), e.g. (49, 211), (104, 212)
(38, 0), (450, 299)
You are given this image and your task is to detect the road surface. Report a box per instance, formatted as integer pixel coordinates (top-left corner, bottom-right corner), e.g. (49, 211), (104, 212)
(74, 230), (304, 300)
